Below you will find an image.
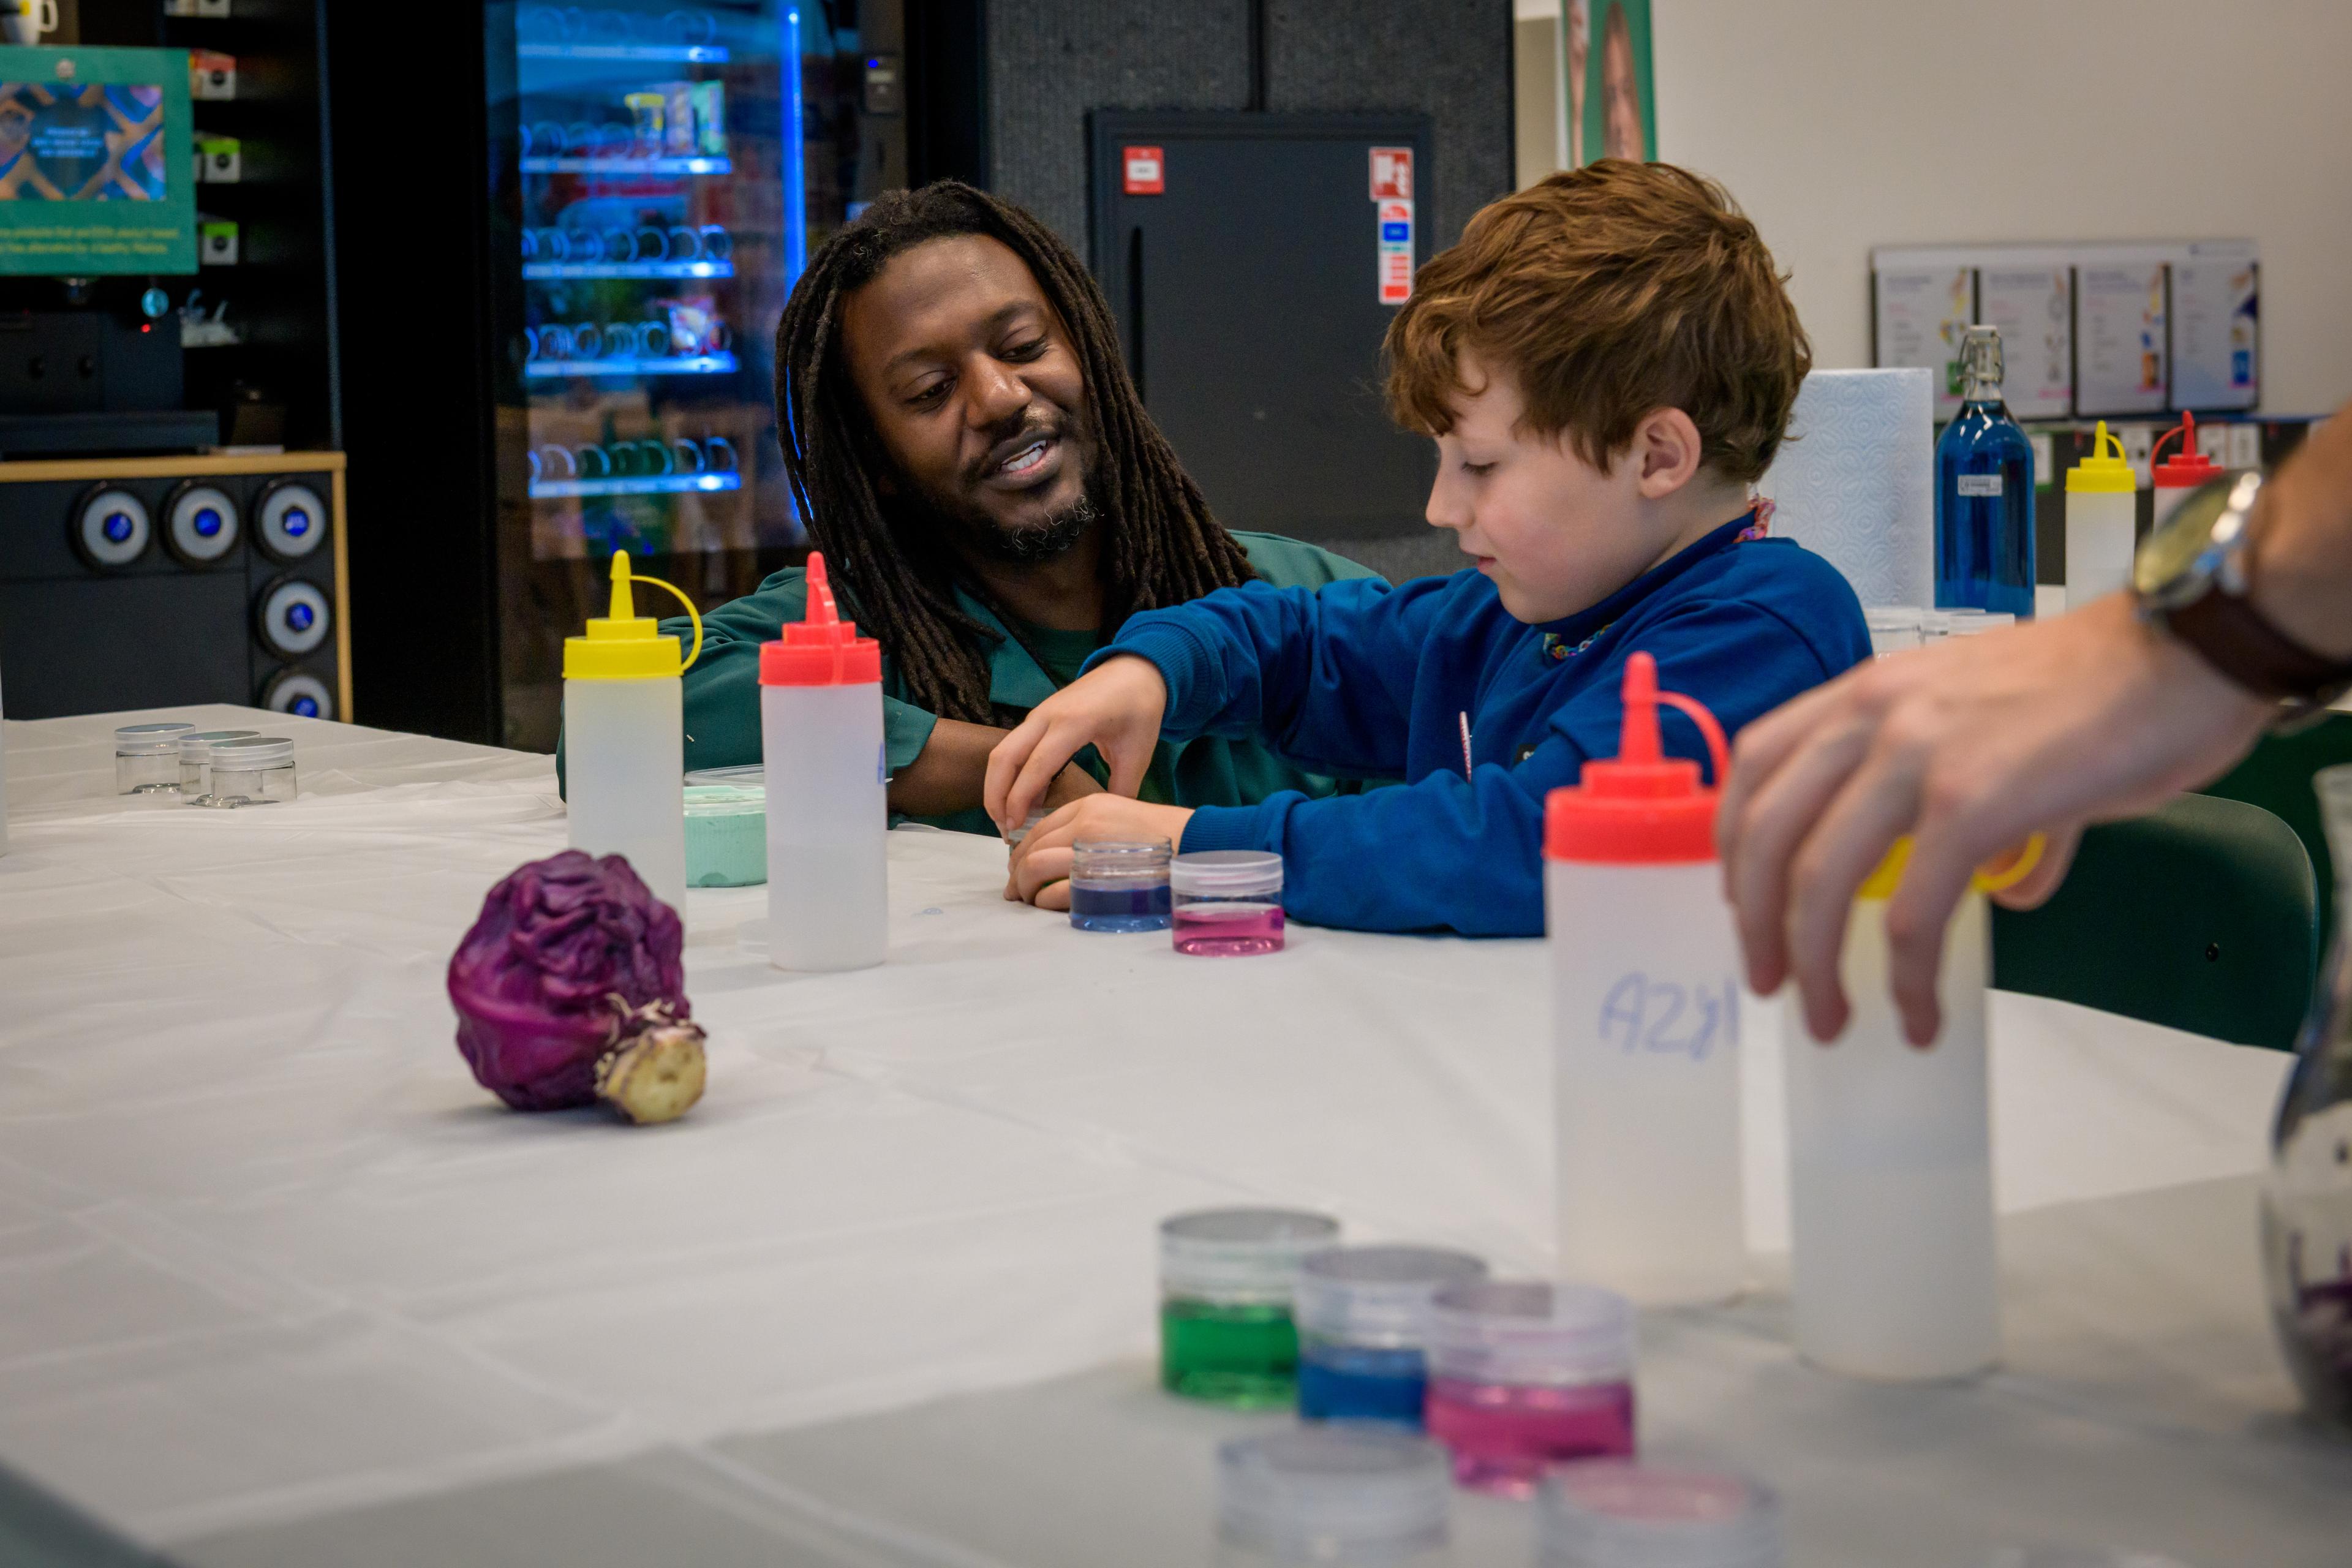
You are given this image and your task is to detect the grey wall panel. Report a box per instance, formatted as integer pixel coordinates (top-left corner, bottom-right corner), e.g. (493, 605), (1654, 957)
(1265, 0), (1515, 250)
(986, 0), (1254, 249)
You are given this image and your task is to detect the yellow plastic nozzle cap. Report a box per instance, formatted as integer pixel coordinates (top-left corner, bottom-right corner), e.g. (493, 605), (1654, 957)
(2065, 421), (2136, 494)
(564, 551), (684, 680)
(1858, 835), (2046, 901)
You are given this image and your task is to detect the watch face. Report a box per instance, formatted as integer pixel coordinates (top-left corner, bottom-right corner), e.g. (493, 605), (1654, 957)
(2134, 476), (2239, 605)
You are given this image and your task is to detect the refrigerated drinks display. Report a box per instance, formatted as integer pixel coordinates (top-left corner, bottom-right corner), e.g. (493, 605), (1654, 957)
(485, 1), (904, 750)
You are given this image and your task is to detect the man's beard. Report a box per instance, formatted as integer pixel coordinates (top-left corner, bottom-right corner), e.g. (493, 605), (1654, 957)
(957, 491), (1097, 563)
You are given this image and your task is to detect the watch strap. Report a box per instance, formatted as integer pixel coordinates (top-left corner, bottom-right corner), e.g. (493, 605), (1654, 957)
(2159, 586), (2352, 703)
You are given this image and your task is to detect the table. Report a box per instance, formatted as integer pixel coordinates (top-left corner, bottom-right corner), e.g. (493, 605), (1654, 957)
(3, 705), (2346, 1567)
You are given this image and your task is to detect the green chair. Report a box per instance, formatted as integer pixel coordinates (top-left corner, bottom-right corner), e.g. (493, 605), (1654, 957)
(1991, 792), (2318, 1051)
(2198, 711), (2352, 959)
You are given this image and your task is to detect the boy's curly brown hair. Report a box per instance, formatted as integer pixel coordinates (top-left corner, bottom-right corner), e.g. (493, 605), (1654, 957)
(1385, 159), (1809, 485)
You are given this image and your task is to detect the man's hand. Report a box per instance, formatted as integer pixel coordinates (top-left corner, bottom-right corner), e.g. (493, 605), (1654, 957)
(1716, 592), (2271, 1047)
(985, 655), (1169, 832)
(1005, 796), (1194, 911)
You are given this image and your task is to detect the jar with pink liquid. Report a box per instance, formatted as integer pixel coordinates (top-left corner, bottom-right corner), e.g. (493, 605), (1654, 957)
(1422, 1279), (1635, 1498)
(1170, 850), (1285, 956)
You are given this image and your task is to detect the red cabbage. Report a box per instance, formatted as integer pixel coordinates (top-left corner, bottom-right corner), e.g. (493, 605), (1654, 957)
(448, 850), (690, 1112)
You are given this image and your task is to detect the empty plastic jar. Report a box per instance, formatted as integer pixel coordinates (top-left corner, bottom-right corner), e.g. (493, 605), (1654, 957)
(115, 722), (195, 793)
(203, 736), (296, 807)
(1862, 607), (1925, 658)
(1423, 1280), (1635, 1497)
(1006, 806), (1047, 848)
(1070, 838), (1172, 932)
(1942, 609), (2016, 638)
(1172, 850), (1286, 955)
(1537, 1462), (1782, 1568)
(1295, 1245), (1489, 1428)
(1162, 1208), (1341, 1407)
(1217, 1425), (1452, 1568)
(177, 729), (259, 799)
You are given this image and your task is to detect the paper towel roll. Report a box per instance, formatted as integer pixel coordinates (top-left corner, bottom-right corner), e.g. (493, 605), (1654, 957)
(1758, 368), (1934, 610)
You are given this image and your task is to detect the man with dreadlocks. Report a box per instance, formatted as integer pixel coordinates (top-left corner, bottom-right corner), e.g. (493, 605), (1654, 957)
(661, 182), (1376, 884)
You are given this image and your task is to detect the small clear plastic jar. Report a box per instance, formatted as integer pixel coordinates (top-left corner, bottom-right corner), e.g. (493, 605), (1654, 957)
(1537, 1461), (1782, 1568)
(685, 783), (766, 887)
(1070, 837), (1172, 932)
(1943, 609), (2016, 638)
(115, 722), (196, 794)
(1172, 850), (1286, 956)
(1162, 1207), (1341, 1407)
(177, 729), (260, 800)
(1005, 806), (1047, 849)
(1218, 1425), (1453, 1568)
(1422, 1279), (1635, 1498)
(1862, 606), (1924, 658)
(1295, 1245), (1489, 1428)
(203, 736), (297, 807)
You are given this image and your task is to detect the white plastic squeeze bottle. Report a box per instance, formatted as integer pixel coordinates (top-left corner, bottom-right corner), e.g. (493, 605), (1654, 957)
(1545, 652), (1744, 1306)
(1784, 837), (2039, 1381)
(759, 551), (886, 971)
(2150, 409), (2225, 533)
(2062, 420), (2136, 611)
(563, 550), (703, 914)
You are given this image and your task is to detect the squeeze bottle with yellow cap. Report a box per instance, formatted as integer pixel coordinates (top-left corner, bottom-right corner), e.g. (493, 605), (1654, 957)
(2062, 420), (2136, 611)
(758, 551), (886, 972)
(1784, 837), (2040, 1382)
(563, 550), (703, 914)
(1544, 652), (1743, 1305)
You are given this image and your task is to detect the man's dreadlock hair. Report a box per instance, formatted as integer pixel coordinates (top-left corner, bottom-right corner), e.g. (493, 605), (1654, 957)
(775, 181), (1257, 725)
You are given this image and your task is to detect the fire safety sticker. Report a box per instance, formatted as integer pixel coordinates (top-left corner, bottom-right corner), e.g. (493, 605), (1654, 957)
(1121, 145), (1164, 195)
(1369, 146), (1412, 202)
(1377, 197), (1413, 305)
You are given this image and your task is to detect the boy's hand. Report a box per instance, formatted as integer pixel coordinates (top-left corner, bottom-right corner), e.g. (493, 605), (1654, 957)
(1005, 796), (1195, 910)
(985, 654), (1169, 832)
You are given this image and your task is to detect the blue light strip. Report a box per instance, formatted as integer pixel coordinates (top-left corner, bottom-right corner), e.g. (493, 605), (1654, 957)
(530, 472), (745, 500)
(524, 352), (741, 379)
(782, 4), (807, 285)
(519, 156), (734, 176)
(516, 43), (729, 64)
(522, 260), (735, 281)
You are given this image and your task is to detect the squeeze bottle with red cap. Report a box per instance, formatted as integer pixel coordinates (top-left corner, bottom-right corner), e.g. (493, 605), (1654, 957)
(2151, 410), (2225, 533)
(758, 552), (886, 972)
(2062, 420), (2136, 611)
(564, 550), (703, 914)
(1544, 652), (1742, 1305)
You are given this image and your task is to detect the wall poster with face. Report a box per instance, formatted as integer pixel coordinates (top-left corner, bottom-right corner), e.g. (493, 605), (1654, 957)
(1576, 0), (1654, 165)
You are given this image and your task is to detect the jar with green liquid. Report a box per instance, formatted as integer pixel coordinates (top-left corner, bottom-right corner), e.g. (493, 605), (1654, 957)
(1160, 1208), (1341, 1406)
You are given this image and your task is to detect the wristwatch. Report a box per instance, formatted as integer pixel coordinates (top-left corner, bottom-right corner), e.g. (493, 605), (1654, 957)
(2133, 470), (2352, 707)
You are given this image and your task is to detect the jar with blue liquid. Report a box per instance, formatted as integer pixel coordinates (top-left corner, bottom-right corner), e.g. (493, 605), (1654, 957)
(1295, 1244), (1487, 1428)
(1935, 325), (2037, 617)
(1069, 838), (1172, 932)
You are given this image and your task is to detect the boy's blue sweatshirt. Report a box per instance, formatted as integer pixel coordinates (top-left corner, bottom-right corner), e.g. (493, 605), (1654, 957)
(1087, 514), (1870, 937)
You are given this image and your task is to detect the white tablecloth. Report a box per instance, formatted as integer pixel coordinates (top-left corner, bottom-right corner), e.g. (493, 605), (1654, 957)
(0, 706), (2321, 1560)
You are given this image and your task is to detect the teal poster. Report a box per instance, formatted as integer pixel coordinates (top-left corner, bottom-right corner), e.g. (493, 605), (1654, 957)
(1568, 0), (1656, 166)
(0, 45), (194, 274)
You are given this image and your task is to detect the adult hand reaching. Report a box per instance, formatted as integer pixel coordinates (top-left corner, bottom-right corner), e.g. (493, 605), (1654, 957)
(984, 654), (1170, 832)
(1717, 592), (2271, 1047)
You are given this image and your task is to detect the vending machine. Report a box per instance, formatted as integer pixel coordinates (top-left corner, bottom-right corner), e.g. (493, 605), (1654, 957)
(329, 1), (906, 749)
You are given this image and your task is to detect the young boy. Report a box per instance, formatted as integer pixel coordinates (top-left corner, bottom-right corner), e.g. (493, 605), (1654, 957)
(987, 161), (1870, 935)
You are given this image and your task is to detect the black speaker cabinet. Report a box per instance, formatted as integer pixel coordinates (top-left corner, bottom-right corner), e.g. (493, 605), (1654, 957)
(0, 452), (349, 722)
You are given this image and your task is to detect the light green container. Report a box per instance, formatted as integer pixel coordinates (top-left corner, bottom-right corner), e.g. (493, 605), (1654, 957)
(684, 782), (766, 887)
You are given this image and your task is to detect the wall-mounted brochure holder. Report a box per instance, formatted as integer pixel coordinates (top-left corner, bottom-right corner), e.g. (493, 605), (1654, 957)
(1871, 239), (2257, 421)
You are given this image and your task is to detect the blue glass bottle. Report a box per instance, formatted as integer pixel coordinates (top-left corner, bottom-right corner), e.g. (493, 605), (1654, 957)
(1934, 325), (2037, 616)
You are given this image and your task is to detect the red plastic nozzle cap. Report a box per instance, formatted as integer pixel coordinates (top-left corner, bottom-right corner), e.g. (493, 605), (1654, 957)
(1544, 652), (1730, 864)
(2152, 410), (2222, 489)
(759, 551), (883, 685)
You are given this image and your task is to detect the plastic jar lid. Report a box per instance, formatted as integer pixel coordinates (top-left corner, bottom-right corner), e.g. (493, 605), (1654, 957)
(1171, 850), (1283, 896)
(1861, 606), (1923, 631)
(178, 729), (260, 760)
(685, 764), (764, 787)
(1161, 1208), (1340, 1305)
(115, 722), (197, 754)
(1425, 1279), (1633, 1387)
(1538, 1463), (1782, 1568)
(1073, 839), (1170, 880)
(209, 736), (295, 767)
(1942, 611), (2015, 638)
(1218, 1425), (1450, 1562)
(1295, 1245), (1490, 1348)
(684, 783), (765, 816)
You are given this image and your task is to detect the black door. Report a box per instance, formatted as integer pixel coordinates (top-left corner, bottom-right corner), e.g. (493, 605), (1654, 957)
(1091, 112), (1437, 544)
